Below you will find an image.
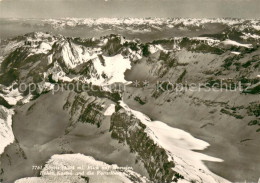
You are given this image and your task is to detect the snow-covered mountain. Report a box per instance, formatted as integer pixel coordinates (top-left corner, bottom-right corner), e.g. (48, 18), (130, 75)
(0, 23), (259, 183)
(32, 18), (260, 32)
(1, 18), (260, 43)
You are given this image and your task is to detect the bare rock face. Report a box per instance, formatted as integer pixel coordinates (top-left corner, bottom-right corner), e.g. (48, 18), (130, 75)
(110, 109), (181, 183)
(62, 92), (181, 182)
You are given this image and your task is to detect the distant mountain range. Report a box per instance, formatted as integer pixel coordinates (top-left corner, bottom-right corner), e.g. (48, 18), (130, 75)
(1, 18), (260, 42)
(0, 18), (259, 183)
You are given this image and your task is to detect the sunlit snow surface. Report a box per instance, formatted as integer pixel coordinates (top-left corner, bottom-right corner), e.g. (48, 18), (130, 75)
(60, 41), (102, 68)
(221, 39), (253, 48)
(120, 101), (230, 183)
(231, 51), (241, 55)
(0, 107), (14, 154)
(0, 88), (23, 105)
(73, 54), (132, 86)
(104, 104), (116, 116)
(0, 83), (34, 155)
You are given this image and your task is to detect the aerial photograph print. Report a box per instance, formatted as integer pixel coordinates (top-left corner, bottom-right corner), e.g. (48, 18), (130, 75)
(0, 0), (259, 183)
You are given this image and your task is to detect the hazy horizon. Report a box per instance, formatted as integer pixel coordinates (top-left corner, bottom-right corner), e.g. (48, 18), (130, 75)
(0, 0), (260, 19)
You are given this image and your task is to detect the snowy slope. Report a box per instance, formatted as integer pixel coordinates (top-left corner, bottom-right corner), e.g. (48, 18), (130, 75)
(89, 54), (131, 85)
(120, 101), (230, 183)
(221, 39), (253, 48)
(60, 41), (102, 68)
(0, 106), (14, 155)
(104, 104), (116, 116)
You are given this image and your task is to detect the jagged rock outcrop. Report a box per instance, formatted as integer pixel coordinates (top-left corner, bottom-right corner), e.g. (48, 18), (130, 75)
(110, 109), (181, 183)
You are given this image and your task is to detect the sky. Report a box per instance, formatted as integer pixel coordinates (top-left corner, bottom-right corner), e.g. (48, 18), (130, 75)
(0, 0), (259, 18)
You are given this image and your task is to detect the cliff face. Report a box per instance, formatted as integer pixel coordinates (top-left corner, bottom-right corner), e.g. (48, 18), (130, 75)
(62, 92), (181, 182)
(110, 110), (180, 183)
(63, 93), (106, 129)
